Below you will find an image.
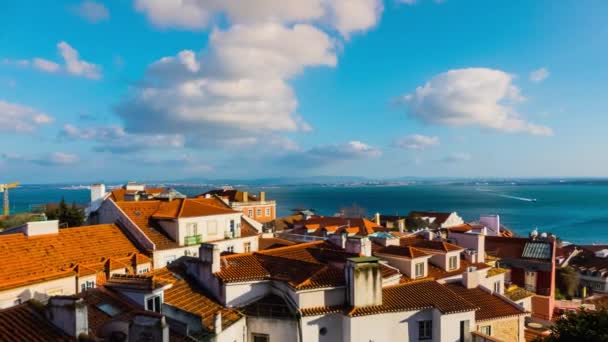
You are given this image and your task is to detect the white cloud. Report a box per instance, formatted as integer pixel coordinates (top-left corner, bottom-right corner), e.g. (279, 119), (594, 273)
(72, 1), (110, 23)
(61, 124), (184, 153)
(2, 152), (79, 166)
(2, 42), (101, 80)
(57, 41), (102, 79)
(0, 100), (53, 133)
(401, 68), (553, 136)
(280, 140), (382, 167)
(32, 58), (61, 73)
(117, 22), (336, 145)
(394, 134), (439, 150)
(529, 67), (550, 83)
(440, 152), (471, 163)
(134, 0), (382, 37)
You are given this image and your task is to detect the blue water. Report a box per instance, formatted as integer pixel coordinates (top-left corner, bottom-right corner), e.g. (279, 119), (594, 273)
(6, 183), (608, 244)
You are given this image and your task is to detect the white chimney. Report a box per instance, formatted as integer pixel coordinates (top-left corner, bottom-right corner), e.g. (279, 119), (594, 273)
(90, 183), (106, 212)
(328, 232), (347, 249)
(345, 257), (383, 307)
(46, 297), (88, 337)
(200, 243), (221, 273)
(463, 266), (479, 289)
(374, 213), (381, 225)
(397, 219), (405, 233)
(214, 312), (222, 334)
(480, 215), (500, 236)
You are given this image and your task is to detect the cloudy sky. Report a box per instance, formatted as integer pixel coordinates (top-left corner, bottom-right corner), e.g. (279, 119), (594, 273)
(1, 0), (607, 183)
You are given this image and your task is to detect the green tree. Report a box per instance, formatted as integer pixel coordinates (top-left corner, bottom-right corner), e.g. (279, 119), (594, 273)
(557, 266), (580, 299)
(536, 308), (608, 342)
(405, 216), (436, 232)
(45, 198), (85, 228)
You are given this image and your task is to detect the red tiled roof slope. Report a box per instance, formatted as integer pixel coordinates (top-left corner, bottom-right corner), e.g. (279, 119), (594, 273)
(446, 283), (526, 321)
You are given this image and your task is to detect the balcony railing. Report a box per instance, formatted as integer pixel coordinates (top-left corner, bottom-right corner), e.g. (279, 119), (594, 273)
(184, 234), (202, 246)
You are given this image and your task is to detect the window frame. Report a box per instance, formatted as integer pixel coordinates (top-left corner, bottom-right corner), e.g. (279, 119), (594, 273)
(265, 207), (271, 216)
(415, 262), (425, 278)
(480, 325), (492, 336)
(418, 320), (432, 340)
(252, 333), (269, 342)
(256, 208), (262, 217)
(146, 295), (162, 313)
(448, 255), (458, 270)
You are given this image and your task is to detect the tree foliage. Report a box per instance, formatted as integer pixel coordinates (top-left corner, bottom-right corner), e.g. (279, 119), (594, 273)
(45, 198), (85, 228)
(537, 308), (608, 342)
(405, 216), (436, 231)
(557, 266), (580, 299)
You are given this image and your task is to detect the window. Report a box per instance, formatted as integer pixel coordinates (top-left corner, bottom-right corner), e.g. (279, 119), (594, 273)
(146, 296), (161, 313)
(227, 245), (234, 253)
(256, 208), (262, 216)
(448, 256), (458, 270)
(459, 320), (469, 342)
(415, 262), (424, 278)
(248, 209), (253, 217)
(244, 242), (251, 253)
(208, 221), (218, 235)
(138, 267), (150, 274)
(418, 320), (432, 340)
(186, 222), (198, 236)
(252, 333), (269, 342)
(480, 325), (491, 336)
(265, 207), (271, 216)
(86, 280), (95, 290)
(319, 327), (327, 336)
(493, 280), (501, 293)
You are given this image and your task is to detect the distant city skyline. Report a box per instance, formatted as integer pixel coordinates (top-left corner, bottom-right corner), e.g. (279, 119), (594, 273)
(1, 0), (607, 183)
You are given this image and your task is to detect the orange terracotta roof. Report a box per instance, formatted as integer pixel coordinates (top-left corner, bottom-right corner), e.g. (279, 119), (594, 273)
(154, 267), (242, 333)
(399, 237), (464, 253)
(214, 241), (396, 290)
(446, 283), (526, 321)
(116, 201), (179, 250)
(0, 224), (147, 291)
(240, 218), (261, 238)
(374, 245), (430, 259)
(153, 198), (239, 219)
(109, 188), (165, 201)
(105, 274), (170, 292)
(291, 217), (388, 237)
(258, 237), (297, 250)
(448, 223), (476, 233)
(300, 305), (346, 317)
(348, 280), (478, 316)
(0, 302), (71, 341)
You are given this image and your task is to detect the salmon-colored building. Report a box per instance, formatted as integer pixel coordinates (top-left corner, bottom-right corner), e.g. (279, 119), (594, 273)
(200, 188), (276, 224)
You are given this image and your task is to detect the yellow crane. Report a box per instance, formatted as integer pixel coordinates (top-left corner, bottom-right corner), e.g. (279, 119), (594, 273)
(0, 182), (19, 218)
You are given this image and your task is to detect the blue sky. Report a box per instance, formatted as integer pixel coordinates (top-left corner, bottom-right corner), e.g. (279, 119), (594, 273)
(1, 0), (607, 183)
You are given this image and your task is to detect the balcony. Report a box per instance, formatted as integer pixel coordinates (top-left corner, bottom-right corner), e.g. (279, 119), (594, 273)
(184, 234), (202, 246)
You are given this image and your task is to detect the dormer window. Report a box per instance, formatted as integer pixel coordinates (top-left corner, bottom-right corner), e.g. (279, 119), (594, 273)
(146, 295), (161, 313)
(415, 262), (424, 278)
(449, 256), (458, 270)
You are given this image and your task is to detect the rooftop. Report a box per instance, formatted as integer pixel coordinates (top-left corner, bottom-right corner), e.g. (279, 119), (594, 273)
(290, 216), (388, 237)
(446, 283), (527, 321)
(0, 224), (148, 291)
(212, 241), (398, 290)
(485, 236), (554, 261)
(349, 280), (479, 317)
(0, 302), (70, 341)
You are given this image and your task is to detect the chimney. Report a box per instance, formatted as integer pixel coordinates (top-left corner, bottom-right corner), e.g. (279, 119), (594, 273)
(462, 266), (479, 289)
(90, 183), (106, 212)
(345, 257), (382, 307)
(464, 249), (479, 263)
(345, 237), (372, 257)
(45, 297), (88, 338)
(242, 191), (248, 203)
(374, 212), (381, 225)
(423, 230), (435, 241)
(328, 232), (347, 249)
(214, 312), (222, 334)
(480, 215), (500, 236)
(200, 243), (221, 273)
(397, 219), (405, 233)
(259, 192), (265, 202)
(129, 314), (169, 342)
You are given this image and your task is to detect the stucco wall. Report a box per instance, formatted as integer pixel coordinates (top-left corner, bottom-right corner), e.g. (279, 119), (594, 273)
(302, 313), (343, 342)
(436, 310), (476, 342)
(0, 275), (76, 309)
(475, 316), (523, 342)
(297, 287), (345, 308)
(218, 317), (247, 342)
(247, 317), (298, 342)
(343, 310), (431, 342)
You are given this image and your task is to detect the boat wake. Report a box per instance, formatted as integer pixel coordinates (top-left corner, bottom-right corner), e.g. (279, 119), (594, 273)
(496, 194), (537, 202)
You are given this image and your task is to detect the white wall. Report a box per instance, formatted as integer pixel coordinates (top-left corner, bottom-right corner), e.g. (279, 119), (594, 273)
(430, 251), (460, 271)
(343, 309), (433, 342)
(374, 254), (431, 279)
(97, 199), (156, 251)
(301, 313), (343, 342)
(297, 288), (345, 309)
(218, 316), (247, 342)
(247, 317), (298, 342)
(0, 275), (76, 309)
(178, 213), (243, 246)
(448, 232), (485, 262)
(225, 282), (271, 307)
(436, 309), (476, 342)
